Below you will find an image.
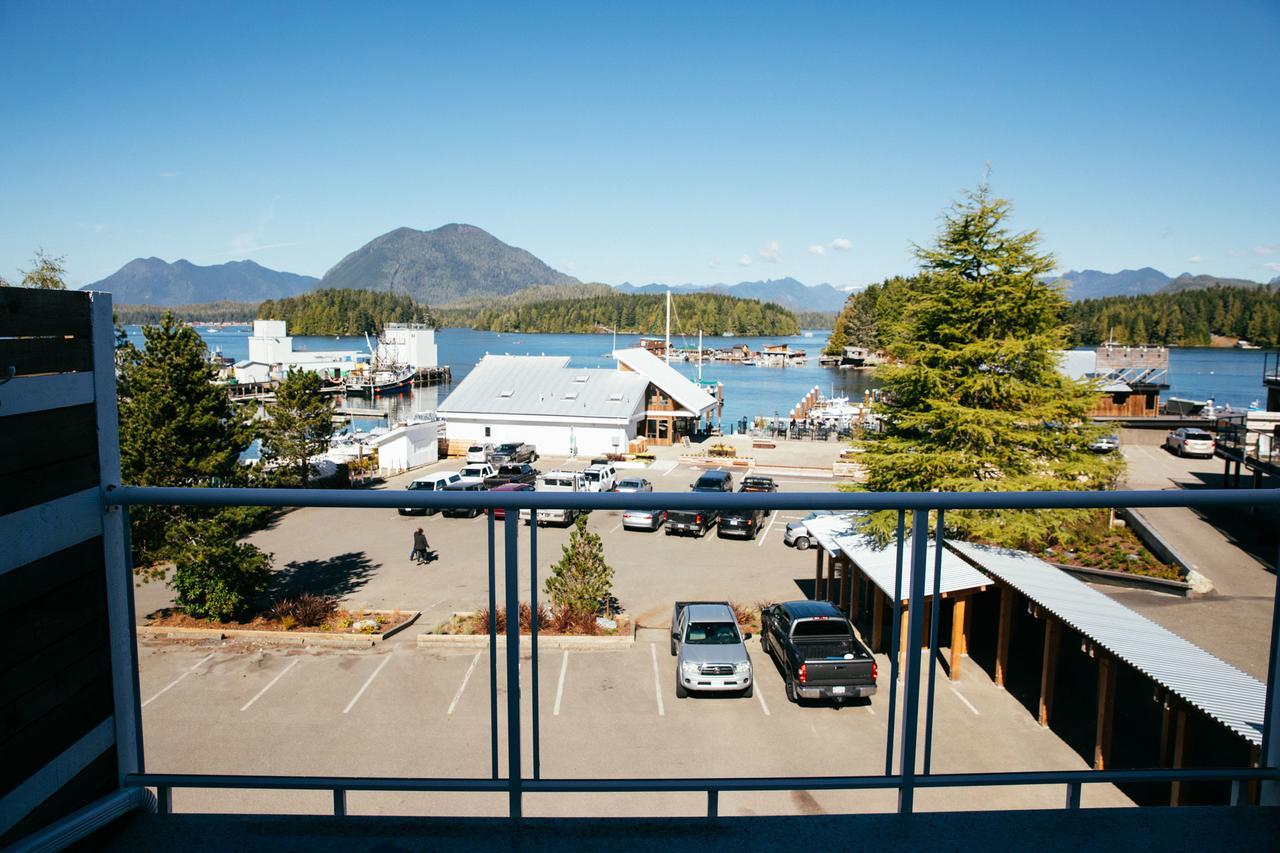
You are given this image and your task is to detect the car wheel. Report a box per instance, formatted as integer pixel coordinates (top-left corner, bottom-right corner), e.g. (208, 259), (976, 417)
(785, 672), (798, 703)
(760, 631), (771, 656)
(795, 536), (811, 551)
(675, 679), (688, 699)
(670, 638), (678, 656)
(743, 683), (754, 698)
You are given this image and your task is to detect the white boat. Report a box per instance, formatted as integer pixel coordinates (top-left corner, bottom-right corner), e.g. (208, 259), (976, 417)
(344, 364), (415, 396)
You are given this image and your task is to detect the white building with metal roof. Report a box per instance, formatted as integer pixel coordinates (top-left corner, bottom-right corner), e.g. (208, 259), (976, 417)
(437, 356), (648, 456)
(613, 346), (720, 445)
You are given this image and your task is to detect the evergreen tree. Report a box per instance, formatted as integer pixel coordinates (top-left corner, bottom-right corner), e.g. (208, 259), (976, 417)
(259, 369), (336, 486)
(19, 249), (68, 289)
(823, 323), (847, 356)
(544, 515), (615, 617)
(858, 185), (1120, 549)
(117, 313), (254, 568)
(168, 516), (272, 622)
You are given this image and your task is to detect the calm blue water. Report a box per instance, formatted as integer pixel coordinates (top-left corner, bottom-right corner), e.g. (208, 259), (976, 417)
(125, 326), (1272, 425)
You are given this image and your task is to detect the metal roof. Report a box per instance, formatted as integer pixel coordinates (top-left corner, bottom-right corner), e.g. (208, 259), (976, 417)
(950, 541), (1266, 746)
(613, 347), (717, 416)
(805, 516), (990, 602)
(438, 356), (646, 421)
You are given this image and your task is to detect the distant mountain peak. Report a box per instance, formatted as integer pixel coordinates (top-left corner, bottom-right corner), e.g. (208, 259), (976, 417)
(83, 257), (319, 305)
(612, 277), (847, 312)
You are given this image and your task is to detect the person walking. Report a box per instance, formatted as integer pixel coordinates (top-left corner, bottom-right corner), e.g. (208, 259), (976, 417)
(411, 527), (430, 564)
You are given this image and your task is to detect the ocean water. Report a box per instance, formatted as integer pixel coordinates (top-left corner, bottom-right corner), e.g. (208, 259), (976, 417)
(125, 326), (1273, 425)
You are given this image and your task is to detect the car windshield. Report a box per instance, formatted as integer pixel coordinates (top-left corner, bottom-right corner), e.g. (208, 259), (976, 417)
(408, 481), (434, 491)
(1185, 431), (1212, 439)
(802, 511), (830, 522)
(584, 471), (601, 481)
(693, 477), (727, 491)
(499, 466), (522, 475)
(468, 446), (484, 452)
(685, 622), (740, 645)
(792, 620), (851, 639)
(497, 444), (519, 452)
(543, 478), (572, 488)
(619, 479), (644, 489)
(463, 467), (485, 477)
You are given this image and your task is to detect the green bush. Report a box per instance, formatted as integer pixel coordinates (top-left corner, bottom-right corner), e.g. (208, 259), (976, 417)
(170, 518), (273, 622)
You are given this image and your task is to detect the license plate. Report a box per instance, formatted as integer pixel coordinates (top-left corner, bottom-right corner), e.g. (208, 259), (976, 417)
(832, 686), (846, 695)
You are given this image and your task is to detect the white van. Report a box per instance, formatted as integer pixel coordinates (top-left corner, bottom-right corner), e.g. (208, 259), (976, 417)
(466, 443), (496, 463)
(399, 471), (462, 516)
(519, 471), (585, 526)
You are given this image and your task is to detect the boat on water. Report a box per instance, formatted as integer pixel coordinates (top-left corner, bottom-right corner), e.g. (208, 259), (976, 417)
(1164, 396), (1208, 417)
(344, 364), (415, 396)
(1235, 340), (1262, 350)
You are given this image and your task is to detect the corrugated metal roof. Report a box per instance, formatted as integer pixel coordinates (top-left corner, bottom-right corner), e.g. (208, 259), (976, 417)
(950, 541), (1266, 746)
(613, 347), (717, 415)
(438, 355), (646, 421)
(805, 515), (990, 601)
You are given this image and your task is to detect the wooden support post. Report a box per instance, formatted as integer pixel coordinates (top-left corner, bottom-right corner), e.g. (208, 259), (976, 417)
(1159, 703), (1172, 766)
(837, 558), (848, 611)
(849, 564), (860, 618)
(872, 588), (884, 651)
(814, 548), (823, 601)
(995, 585), (1014, 688)
(949, 596), (968, 681)
(1038, 616), (1060, 726)
(961, 593), (973, 656)
(921, 600), (931, 648)
(1170, 707), (1188, 805)
(824, 554), (834, 603)
(898, 607), (909, 681)
(1094, 654), (1117, 770)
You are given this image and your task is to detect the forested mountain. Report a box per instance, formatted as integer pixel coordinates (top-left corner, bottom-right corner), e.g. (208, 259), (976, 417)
(437, 290), (799, 336)
(1157, 273), (1272, 294)
(114, 301), (259, 325)
(320, 223), (578, 304)
(1065, 285), (1280, 347)
(1051, 268), (1171, 301)
(84, 258), (318, 305)
(615, 277), (848, 312)
(258, 289), (433, 335)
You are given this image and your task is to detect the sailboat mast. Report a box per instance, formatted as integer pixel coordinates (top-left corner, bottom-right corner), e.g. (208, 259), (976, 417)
(698, 328), (703, 382)
(665, 291), (671, 366)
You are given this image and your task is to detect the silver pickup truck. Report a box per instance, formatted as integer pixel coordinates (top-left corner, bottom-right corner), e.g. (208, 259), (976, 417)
(670, 601), (753, 698)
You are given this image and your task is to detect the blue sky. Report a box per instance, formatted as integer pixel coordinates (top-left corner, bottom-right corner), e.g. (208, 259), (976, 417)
(1, 1), (1277, 290)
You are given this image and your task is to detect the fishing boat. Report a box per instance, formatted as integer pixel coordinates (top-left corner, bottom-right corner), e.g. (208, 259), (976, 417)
(343, 364), (415, 396)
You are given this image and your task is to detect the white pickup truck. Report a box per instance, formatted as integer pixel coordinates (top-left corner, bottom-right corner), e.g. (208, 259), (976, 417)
(518, 470), (585, 526)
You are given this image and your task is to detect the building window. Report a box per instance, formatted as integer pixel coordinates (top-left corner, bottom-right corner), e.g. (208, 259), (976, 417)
(485, 426), (491, 437)
(657, 420), (669, 441)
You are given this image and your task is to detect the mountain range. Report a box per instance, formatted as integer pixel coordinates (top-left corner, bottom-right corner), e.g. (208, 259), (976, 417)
(614, 277), (849, 312)
(1053, 268), (1274, 301)
(85, 258), (318, 305)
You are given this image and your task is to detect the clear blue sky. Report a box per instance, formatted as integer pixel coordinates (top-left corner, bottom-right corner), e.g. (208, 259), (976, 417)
(1, 1), (1277, 289)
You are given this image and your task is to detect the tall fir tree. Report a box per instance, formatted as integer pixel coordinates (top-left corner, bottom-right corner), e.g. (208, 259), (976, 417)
(858, 186), (1121, 548)
(259, 369), (335, 485)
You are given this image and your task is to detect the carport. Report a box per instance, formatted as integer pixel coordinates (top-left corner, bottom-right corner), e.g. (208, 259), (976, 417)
(950, 541), (1266, 803)
(804, 516), (990, 680)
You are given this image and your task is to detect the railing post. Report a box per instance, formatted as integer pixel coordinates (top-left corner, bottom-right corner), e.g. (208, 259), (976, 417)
(1260, 541), (1280, 805)
(707, 789), (719, 818)
(885, 510), (905, 776)
(156, 786), (171, 815)
(504, 511), (523, 819)
(897, 508), (930, 814)
(333, 788), (346, 816)
(488, 512), (499, 781)
(1065, 782), (1081, 809)
(923, 510), (945, 775)
(530, 516), (540, 781)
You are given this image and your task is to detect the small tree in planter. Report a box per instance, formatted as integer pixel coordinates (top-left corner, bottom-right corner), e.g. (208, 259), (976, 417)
(544, 515), (615, 620)
(170, 517), (273, 622)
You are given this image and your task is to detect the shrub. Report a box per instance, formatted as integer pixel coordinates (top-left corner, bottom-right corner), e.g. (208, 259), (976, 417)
(170, 518), (272, 622)
(267, 593), (338, 628)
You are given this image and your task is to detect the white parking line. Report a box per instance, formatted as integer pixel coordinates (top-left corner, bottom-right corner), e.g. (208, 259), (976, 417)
(649, 643), (666, 716)
(448, 651), (482, 716)
(948, 681), (980, 715)
(660, 461), (680, 477)
(343, 653), (393, 714)
(240, 658), (299, 711)
(553, 650), (569, 716)
(757, 511), (779, 547)
(141, 653), (215, 708)
(609, 521), (623, 533)
(754, 681), (770, 716)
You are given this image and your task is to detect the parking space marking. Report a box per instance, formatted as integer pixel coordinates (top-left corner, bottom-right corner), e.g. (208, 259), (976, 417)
(754, 682), (771, 716)
(609, 521), (623, 533)
(448, 651), (482, 716)
(649, 643), (665, 716)
(757, 511), (779, 547)
(947, 681), (980, 716)
(553, 650), (569, 715)
(141, 653), (215, 708)
(239, 658), (300, 711)
(343, 653), (393, 714)
(660, 461), (680, 477)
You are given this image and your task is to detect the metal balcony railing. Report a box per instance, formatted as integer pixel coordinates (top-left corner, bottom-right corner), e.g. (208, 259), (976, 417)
(104, 485), (1280, 818)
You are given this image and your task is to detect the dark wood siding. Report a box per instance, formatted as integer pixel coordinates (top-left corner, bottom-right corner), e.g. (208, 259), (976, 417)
(0, 403), (100, 515)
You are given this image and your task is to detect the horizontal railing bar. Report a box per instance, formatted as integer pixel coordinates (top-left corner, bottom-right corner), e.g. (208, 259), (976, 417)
(127, 766), (1280, 796)
(105, 485), (1280, 513)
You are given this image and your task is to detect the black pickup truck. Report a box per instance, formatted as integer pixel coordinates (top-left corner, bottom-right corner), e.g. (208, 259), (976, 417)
(666, 469), (733, 537)
(740, 475), (778, 493)
(483, 463), (539, 488)
(717, 482), (768, 540)
(760, 600), (877, 703)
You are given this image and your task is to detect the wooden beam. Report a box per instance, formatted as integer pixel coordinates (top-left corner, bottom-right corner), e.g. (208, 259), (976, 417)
(1038, 616), (1060, 726)
(898, 608), (909, 681)
(848, 563), (860, 618)
(1170, 707), (1188, 805)
(961, 593), (973, 656)
(1094, 654), (1117, 770)
(814, 548), (823, 601)
(995, 585), (1014, 688)
(872, 588), (884, 651)
(949, 596), (968, 681)
(1159, 703), (1171, 767)
(837, 557), (848, 611)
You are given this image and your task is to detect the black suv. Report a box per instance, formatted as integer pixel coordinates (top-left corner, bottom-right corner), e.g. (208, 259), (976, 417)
(666, 470), (734, 537)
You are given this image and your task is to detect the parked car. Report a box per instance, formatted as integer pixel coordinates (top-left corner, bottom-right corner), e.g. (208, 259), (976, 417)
(441, 480), (488, 518)
(466, 443), (495, 463)
(1088, 433), (1121, 453)
(740, 475), (778, 493)
(1165, 428), (1216, 458)
(670, 601), (753, 698)
(615, 477), (652, 493)
(667, 469), (733, 537)
(483, 463), (539, 488)
(487, 482), (534, 519)
(760, 601), (877, 704)
(783, 510), (839, 551)
(519, 470), (586, 526)
(492, 442), (538, 464)
(716, 481), (762, 540)
(398, 472), (461, 515)
(457, 463), (496, 484)
(582, 462), (618, 493)
(622, 508), (666, 531)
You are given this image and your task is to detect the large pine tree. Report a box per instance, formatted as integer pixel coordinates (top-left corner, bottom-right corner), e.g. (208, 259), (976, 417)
(859, 186), (1121, 548)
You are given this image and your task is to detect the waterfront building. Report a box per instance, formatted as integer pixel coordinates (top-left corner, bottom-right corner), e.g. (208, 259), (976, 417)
(237, 320), (366, 383)
(364, 418), (442, 475)
(375, 323), (439, 378)
(613, 346), (719, 445)
(1060, 345), (1169, 417)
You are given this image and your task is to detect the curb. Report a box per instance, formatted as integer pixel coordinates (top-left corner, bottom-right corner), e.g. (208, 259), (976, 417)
(418, 617), (637, 650)
(1118, 507), (1211, 594)
(1052, 563), (1192, 597)
(138, 609), (420, 646)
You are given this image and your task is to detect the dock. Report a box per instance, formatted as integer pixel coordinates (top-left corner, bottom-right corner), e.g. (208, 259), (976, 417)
(334, 406), (389, 418)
